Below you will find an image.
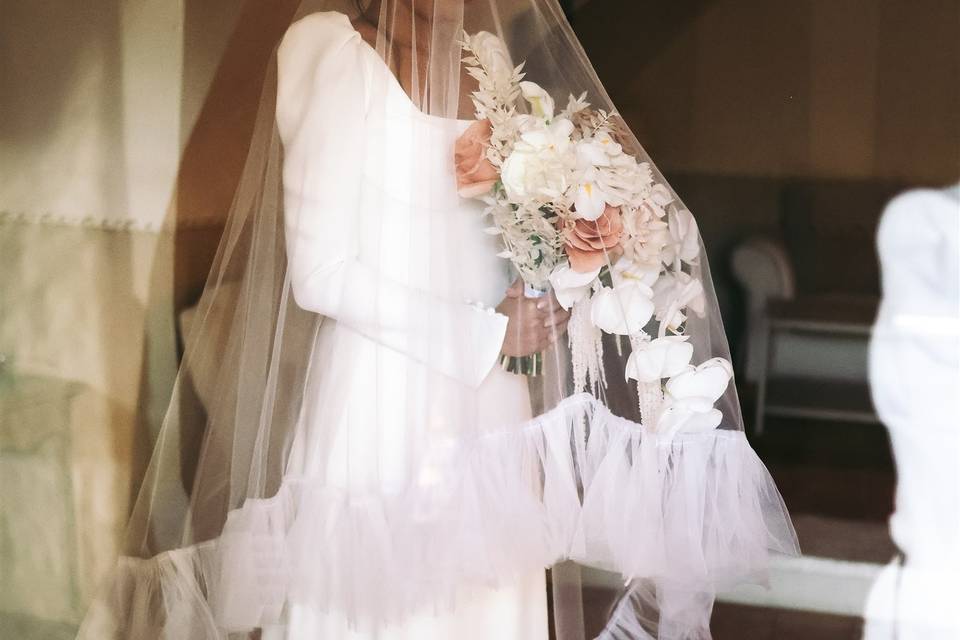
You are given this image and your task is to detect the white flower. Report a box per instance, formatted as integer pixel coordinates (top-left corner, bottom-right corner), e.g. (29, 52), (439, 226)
(468, 31), (513, 85)
(629, 224), (671, 265)
(500, 149), (538, 200)
(571, 135), (636, 220)
(657, 406), (723, 434)
(500, 119), (575, 201)
(657, 357), (733, 434)
(612, 257), (660, 288)
(666, 357), (733, 404)
(549, 263), (600, 310)
(518, 117), (573, 150)
(592, 129), (623, 156)
(590, 281), (654, 335)
(639, 183), (674, 220)
(500, 149), (566, 201)
(652, 271), (706, 330)
(662, 208), (700, 265)
(574, 179), (607, 221)
(519, 81), (555, 120)
(625, 336), (693, 383)
(576, 139), (613, 168)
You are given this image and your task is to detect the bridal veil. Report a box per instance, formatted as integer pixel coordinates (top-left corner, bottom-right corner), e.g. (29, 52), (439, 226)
(78, 1), (798, 638)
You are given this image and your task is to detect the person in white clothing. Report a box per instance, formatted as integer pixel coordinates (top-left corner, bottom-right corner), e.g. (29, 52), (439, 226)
(77, 2), (798, 639)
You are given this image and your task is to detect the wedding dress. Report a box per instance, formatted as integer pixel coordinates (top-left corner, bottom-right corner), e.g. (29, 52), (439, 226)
(271, 12), (548, 638)
(76, 2), (798, 638)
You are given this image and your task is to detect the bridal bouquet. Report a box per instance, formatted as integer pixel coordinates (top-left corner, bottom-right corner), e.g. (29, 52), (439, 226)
(454, 32), (733, 435)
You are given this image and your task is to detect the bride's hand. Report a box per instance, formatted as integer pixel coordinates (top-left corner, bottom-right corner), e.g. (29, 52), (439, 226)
(495, 279), (571, 357)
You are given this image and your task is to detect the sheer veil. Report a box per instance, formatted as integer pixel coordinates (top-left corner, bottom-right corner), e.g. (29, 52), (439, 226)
(78, 1), (798, 638)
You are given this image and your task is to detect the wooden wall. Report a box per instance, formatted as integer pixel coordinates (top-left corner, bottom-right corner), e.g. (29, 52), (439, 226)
(574, 0), (960, 185)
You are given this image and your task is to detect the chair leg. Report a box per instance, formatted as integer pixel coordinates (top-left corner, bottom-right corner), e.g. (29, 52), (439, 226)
(754, 318), (771, 437)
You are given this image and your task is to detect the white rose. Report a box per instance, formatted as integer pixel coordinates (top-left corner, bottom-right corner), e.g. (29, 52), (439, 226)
(500, 148), (539, 200)
(625, 335), (694, 383)
(501, 149), (569, 201)
(590, 281), (654, 335)
(501, 119), (575, 201)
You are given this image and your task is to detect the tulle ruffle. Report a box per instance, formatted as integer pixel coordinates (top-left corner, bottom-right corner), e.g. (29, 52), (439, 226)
(78, 393), (798, 639)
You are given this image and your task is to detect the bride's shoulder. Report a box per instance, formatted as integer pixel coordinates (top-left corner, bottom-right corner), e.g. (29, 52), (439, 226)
(279, 11), (362, 63)
(275, 11), (369, 137)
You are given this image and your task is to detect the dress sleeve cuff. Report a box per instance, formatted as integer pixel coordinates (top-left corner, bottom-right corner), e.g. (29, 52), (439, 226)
(459, 300), (509, 388)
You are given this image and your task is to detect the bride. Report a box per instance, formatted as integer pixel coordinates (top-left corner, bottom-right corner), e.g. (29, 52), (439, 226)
(276, 5), (566, 637)
(78, 1), (797, 639)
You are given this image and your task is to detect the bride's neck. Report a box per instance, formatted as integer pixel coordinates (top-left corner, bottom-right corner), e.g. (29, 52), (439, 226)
(358, 0), (432, 53)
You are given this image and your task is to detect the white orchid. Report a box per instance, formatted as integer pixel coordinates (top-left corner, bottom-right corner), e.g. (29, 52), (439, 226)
(661, 208), (700, 265)
(652, 270), (706, 331)
(590, 281), (655, 335)
(612, 257), (660, 288)
(657, 358), (733, 434)
(592, 129), (624, 157)
(657, 405), (723, 435)
(571, 133), (643, 221)
(574, 178), (608, 221)
(625, 335), (694, 383)
(518, 117), (574, 151)
(576, 139), (614, 168)
(549, 263), (600, 310)
(570, 137), (620, 221)
(519, 81), (555, 120)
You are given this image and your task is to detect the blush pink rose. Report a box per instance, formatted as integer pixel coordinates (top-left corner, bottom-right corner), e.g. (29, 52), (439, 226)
(565, 204), (624, 272)
(454, 119), (499, 198)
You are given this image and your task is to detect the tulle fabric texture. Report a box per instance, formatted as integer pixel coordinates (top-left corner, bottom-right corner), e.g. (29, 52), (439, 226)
(77, 1), (798, 638)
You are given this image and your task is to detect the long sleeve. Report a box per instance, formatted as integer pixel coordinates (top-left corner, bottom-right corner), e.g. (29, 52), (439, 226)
(276, 13), (507, 389)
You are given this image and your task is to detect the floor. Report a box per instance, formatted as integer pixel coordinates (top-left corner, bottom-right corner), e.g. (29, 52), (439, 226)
(575, 585), (866, 640)
(711, 603), (863, 640)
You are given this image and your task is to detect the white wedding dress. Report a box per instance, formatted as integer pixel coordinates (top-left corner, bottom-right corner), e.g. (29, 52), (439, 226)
(75, 10), (799, 640)
(267, 11), (549, 639)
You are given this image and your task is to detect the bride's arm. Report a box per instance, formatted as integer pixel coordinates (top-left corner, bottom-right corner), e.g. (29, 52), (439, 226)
(276, 13), (510, 388)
